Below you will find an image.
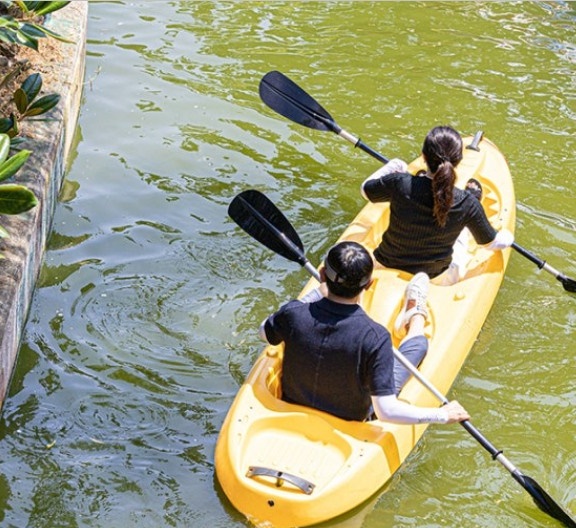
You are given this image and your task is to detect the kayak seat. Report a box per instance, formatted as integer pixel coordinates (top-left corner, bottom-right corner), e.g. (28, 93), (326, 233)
(241, 413), (353, 492)
(241, 412), (400, 493)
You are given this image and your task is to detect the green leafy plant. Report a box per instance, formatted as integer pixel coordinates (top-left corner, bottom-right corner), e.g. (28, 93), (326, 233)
(0, 132), (38, 246)
(11, 1), (70, 17)
(0, 1), (65, 251)
(0, 1), (71, 51)
(0, 72), (60, 139)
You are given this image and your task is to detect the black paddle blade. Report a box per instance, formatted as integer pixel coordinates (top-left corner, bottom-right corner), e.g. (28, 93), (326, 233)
(259, 71), (339, 133)
(228, 190), (308, 266)
(512, 471), (576, 527)
(559, 274), (576, 293)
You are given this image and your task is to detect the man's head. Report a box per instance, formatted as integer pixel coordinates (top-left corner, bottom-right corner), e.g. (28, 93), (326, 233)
(323, 241), (373, 298)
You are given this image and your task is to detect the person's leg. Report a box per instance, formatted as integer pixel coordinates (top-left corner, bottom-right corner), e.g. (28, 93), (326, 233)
(430, 263), (460, 286)
(394, 332), (428, 394)
(448, 228), (471, 283)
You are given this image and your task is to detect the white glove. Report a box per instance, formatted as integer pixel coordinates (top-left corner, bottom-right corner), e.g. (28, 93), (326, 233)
(487, 229), (514, 250)
(361, 158), (408, 199)
(380, 158), (408, 176)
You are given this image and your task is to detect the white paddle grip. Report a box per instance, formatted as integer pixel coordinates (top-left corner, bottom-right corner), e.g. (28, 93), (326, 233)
(338, 129), (359, 146)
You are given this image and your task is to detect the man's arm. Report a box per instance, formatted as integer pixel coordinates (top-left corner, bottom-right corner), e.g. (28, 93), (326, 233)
(372, 394), (469, 424)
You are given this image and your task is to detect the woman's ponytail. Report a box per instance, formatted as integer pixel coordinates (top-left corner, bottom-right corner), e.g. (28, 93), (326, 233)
(422, 126), (463, 227)
(431, 161), (456, 227)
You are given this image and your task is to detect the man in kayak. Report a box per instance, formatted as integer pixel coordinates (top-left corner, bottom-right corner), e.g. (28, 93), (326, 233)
(259, 240), (469, 424)
(361, 126), (514, 285)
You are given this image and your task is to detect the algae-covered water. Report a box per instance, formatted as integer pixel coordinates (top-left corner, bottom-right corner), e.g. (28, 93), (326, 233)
(0, 2), (574, 527)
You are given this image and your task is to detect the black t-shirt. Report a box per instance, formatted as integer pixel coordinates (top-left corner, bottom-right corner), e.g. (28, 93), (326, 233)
(364, 172), (497, 277)
(264, 298), (395, 421)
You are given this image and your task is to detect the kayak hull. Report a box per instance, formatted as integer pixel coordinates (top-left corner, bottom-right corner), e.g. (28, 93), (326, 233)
(216, 136), (516, 528)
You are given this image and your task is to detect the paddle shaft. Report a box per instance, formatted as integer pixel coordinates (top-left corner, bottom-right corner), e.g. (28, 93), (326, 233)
(512, 242), (549, 267)
(288, 95), (389, 163)
(314, 113), (388, 163)
(369, 323), (575, 527)
(394, 351), (521, 473)
(338, 130), (389, 164)
(511, 242), (576, 291)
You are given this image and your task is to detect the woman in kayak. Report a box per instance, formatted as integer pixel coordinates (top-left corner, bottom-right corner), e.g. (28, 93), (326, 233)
(361, 125), (514, 285)
(260, 241), (470, 424)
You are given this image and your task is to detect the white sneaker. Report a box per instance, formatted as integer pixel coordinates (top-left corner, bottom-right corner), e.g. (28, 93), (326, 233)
(394, 272), (429, 336)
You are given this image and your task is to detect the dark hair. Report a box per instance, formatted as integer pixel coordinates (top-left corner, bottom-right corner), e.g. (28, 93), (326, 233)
(422, 126), (463, 227)
(324, 241), (373, 298)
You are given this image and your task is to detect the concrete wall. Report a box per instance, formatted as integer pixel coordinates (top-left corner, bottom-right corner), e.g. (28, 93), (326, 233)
(0, 3), (88, 409)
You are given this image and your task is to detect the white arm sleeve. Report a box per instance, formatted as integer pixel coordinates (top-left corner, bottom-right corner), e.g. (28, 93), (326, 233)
(486, 228), (514, 250)
(371, 394), (449, 424)
(360, 158), (408, 200)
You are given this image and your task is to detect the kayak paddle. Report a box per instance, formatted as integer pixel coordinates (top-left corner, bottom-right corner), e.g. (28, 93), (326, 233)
(512, 242), (576, 293)
(229, 188), (576, 528)
(259, 70), (388, 164)
(259, 70), (576, 293)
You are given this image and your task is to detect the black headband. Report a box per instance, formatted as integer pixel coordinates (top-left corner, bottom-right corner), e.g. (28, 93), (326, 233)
(324, 258), (371, 288)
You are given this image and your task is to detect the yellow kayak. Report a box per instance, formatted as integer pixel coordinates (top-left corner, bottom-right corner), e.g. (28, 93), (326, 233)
(216, 135), (516, 528)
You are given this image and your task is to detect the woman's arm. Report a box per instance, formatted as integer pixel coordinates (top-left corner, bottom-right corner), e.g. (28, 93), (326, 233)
(465, 196), (514, 250)
(360, 158), (408, 200)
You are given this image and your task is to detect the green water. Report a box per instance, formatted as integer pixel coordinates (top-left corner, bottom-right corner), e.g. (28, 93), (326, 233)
(0, 1), (574, 527)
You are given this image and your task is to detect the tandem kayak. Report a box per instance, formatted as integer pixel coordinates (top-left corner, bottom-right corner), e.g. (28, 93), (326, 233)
(215, 134), (516, 528)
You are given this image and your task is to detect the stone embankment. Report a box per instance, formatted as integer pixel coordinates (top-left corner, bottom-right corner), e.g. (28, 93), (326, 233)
(0, 3), (88, 409)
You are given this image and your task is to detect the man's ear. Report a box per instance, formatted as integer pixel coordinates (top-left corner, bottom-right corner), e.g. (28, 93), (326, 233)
(364, 278), (374, 290)
(319, 266), (327, 282)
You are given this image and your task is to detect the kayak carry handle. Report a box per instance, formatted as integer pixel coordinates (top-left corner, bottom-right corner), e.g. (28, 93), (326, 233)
(466, 130), (484, 151)
(246, 466), (316, 495)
